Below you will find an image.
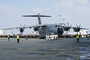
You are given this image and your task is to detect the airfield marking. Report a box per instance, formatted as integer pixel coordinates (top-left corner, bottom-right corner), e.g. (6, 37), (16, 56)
(18, 48), (37, 50)
(0, 52), (9, 54)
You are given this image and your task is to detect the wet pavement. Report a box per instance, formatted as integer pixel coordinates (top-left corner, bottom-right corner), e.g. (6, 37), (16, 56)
(0, 38), (90, 60)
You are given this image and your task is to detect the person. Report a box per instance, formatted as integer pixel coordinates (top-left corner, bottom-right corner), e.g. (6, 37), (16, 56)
(76, 35), (79, 43)
(87, 35), (89, 40)
(17, 35), (20, 43)
(26, 35), (27, 40)
(8, 35), (10, 41)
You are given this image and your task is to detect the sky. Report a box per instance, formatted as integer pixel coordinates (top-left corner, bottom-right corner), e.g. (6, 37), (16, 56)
(0, 0), (90, 34)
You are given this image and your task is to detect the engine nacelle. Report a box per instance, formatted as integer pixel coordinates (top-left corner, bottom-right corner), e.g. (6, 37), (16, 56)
(73, 28), (80, 32)
(64, 27), (71, 31)
(34, 27), (39, 31)
(20, 28), (24, 33)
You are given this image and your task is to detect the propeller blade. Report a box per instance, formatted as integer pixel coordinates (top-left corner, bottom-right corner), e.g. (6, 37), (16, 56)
(67, 22), (69, 27)
(20, 24), (22, 27)
(63, 23), (66, 26)
(23, 24), (25, 27)
(76, 24), (78, 27)
(23, 24), (25, 29)
(70, 25), (72, 27)
(79, 24), (81, 28)
(69, 30), (71, 32)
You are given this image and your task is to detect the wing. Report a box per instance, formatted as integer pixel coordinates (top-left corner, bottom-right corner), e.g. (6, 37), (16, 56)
(1, 27), (20, 30)
(25, 25), (46, 28)
(1, 25), (46, 30)
(71, 27), (88, 30)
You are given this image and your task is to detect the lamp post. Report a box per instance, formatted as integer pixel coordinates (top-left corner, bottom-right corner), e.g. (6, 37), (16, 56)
(63, 19), (65, 23)
(58, 15), (61, 23)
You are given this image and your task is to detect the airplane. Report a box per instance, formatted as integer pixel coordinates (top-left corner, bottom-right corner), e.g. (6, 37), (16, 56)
(1, 13), (86, 39)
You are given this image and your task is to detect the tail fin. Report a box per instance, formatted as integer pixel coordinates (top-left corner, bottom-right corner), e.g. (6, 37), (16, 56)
(22, 13), (51, 25)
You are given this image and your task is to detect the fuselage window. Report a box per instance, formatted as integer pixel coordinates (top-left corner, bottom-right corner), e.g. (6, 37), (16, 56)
(55, 25), (61, 27)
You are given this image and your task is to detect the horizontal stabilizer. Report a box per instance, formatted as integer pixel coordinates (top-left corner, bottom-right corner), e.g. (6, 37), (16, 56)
(22, 13), (51, 25)
(23, 15), (51, 17)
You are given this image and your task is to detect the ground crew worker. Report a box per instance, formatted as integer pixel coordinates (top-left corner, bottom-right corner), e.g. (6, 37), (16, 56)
(8, 35), (10, 41)
(26, 35), (27, 40)
(76, 35), (79, 43)
(87, 35), (89, 39)
(17, 35), (20, 43)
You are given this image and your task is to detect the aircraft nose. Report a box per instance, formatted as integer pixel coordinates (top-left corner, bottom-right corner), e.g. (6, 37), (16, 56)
(57, 28), (63, 34)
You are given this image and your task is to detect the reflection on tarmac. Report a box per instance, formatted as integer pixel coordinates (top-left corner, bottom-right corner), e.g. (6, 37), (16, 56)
(0, 38), (90, 60)
(80, 43), (90, 60)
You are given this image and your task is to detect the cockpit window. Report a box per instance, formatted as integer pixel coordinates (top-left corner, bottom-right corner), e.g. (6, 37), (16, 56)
(55, 25), (57, 27)
(60, 23), (65, 26)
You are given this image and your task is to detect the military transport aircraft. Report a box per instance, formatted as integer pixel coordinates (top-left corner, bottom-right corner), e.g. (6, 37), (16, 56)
(1, 13), (86, 39)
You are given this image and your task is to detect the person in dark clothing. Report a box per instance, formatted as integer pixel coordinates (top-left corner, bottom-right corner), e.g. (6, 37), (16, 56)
(26, 36), (27, 40)
(17, 35), (20, 43)
(76, 35), (79, 43)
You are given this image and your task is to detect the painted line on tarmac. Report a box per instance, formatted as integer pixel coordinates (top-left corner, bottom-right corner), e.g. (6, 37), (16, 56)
(47, 57), (75, 60)
(18, 48), (37, 50)
(0, 48), (37, 51)
(50, 48), (66, 51)
(0, 52), (9, 53)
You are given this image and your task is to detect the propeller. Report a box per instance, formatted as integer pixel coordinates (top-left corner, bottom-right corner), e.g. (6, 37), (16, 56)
(63, 23), (72, 34)
(19, 24), (26, 33)
(73, 24), (81, 32)
(73, 24), (89, 35)
(33, 23), (39, 31)
(63, 22), (72, 34)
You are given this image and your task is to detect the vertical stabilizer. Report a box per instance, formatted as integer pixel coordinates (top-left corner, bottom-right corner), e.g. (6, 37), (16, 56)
(22, 13), (51, 25)
(38, 13), (41, 25)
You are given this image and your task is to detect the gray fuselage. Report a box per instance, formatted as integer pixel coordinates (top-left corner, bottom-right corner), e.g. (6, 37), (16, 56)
(38, 23), (65, 38)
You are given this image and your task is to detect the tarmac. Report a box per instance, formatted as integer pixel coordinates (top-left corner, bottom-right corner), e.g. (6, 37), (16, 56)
(0, 37), (90, 60)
